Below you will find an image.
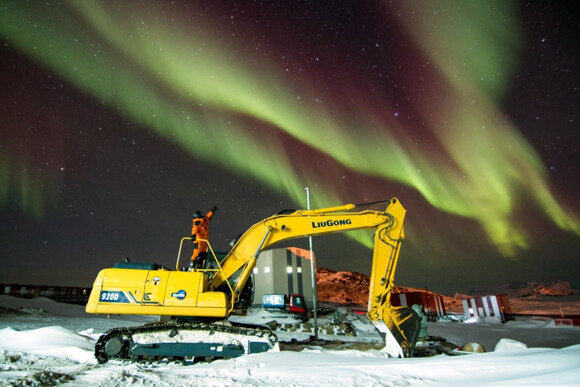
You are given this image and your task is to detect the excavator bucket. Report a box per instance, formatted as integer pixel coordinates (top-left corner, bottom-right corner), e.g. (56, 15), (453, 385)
(370, 304), (421, 358)
(365, 198), (421, 357)
(385, 305), (421, 356)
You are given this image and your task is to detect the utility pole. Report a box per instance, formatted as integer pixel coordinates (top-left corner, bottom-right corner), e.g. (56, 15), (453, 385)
(304, 187), (318, 340)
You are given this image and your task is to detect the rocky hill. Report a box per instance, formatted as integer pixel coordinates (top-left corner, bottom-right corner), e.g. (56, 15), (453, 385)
(501, 281), (575, 298)
(316, 268), (370, 306)
(316, 267), (463, 312)
(528, 284), (571, 297)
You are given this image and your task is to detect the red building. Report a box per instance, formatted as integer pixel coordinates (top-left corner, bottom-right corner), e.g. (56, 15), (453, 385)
(390, 291), (446, 320)
(462, 294), (511, 322)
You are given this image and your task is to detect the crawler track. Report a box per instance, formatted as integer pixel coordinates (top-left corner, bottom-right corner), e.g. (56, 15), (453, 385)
(94, 321), (278, 363)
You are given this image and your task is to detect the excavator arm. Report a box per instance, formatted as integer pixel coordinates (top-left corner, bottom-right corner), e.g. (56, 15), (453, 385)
(366, 199), (419, 357)
(211, 197), (420, 356)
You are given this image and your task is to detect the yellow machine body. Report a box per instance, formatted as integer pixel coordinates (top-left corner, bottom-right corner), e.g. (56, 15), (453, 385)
(86, 268), (229, 317)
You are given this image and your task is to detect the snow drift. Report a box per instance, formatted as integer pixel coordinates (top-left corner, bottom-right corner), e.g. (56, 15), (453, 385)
(1, 295), (579, 386)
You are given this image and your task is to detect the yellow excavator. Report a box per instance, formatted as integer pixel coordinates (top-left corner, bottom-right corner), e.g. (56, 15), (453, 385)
(86, 198), (420, 362)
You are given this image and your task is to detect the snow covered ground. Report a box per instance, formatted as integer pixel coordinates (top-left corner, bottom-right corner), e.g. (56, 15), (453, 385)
(1, 295), (579, 386)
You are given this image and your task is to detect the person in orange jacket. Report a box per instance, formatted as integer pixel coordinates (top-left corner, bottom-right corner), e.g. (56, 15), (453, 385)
(190, 206), (217, 269)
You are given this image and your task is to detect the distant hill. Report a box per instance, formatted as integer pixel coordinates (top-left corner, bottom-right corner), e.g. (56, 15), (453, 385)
(527, 284), (571, 297)
(501, 281), (576, 298)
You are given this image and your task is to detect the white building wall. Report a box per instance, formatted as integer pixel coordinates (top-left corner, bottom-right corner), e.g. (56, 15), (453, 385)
(434, 295), (444, 317)
(252, 248), (313, 306)
(470, 298), (479, 316)
(490, 296), (503, 321)
(252, 252), (274, 303)
(399, 293), (408, 306)
(482, 296), (491, 317)
(462, 299), (470, 320)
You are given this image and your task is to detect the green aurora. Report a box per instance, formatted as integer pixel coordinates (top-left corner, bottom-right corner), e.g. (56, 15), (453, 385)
(1, 1), (578, 262)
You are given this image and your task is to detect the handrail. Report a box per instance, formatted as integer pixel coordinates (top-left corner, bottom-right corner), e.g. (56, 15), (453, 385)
(175, 237), (193, 271)
(174, 237), (235, 311)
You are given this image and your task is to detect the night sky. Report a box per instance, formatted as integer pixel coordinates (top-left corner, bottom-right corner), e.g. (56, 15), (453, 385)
(1, 1), (578, 295)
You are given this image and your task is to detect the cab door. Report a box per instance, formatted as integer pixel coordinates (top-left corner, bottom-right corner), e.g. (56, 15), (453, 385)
(142, 270), (170, 305)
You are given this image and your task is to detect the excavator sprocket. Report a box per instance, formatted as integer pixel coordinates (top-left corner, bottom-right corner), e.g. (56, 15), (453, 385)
(94, 321), (278, 364)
